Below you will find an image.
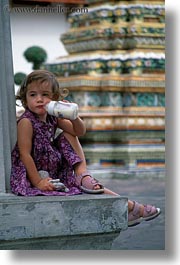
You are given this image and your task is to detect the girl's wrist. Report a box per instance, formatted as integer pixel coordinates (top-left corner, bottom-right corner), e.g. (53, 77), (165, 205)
(31, 176), (42, 187)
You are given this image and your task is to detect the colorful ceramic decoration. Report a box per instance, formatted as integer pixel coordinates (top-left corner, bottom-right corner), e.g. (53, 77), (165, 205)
(42, 0), (165, 172)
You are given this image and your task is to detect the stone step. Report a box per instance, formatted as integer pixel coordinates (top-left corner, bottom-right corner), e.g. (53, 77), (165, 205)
(0, 193), (128, 250)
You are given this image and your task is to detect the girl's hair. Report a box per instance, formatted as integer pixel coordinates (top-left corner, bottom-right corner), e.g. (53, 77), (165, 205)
(16, 70), (69, 108)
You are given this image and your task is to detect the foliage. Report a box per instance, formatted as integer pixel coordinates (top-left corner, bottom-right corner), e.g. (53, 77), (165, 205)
(14, 72), (26, 85)
(23, 46), (47, 70)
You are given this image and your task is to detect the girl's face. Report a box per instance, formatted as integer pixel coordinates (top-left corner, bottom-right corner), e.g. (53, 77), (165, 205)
(26, 80), (53, 121)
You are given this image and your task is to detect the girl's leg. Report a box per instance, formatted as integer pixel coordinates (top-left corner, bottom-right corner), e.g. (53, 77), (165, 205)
(63, 132), (87, 174)
(63, 132), (161, 225)
(63, 132), (135, 211)
(103, 187), (135, 213)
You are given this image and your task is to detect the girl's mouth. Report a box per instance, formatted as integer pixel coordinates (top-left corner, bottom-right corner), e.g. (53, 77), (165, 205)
(36, 105), (45, 109)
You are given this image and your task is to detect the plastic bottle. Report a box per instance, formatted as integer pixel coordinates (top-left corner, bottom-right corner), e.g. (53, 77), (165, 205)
(45, 101), (78, 120)
(38, 170), (69, 192)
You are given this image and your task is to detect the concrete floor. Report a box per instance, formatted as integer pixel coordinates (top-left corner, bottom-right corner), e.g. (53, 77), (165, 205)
(100, 177), (165, 250)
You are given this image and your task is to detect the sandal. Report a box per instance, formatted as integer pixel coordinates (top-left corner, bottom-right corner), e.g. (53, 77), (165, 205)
(75, 171), (104, 194)
(128, 201), (161, 227)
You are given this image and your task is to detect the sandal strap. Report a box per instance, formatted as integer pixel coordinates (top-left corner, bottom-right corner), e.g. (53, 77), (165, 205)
(128, 201), (160, 226)
(143, 204), (157, 217)
(131, 201), (141, 217)
(75, 171), (91, 186)
(75, 171), (104, 190)
(82, 175), (101, 187)
(131, 202), (157, 218)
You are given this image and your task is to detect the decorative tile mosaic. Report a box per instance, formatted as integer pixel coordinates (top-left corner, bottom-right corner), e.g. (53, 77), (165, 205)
(61, 23), (165, 53)
(43, 52), (165, 76)
(66, 91), (165, 107)
(82, 142), (165, 166)
(82, 115), (165, 131)
(42, 0), (165, 170)
(68, 3), (165, 28)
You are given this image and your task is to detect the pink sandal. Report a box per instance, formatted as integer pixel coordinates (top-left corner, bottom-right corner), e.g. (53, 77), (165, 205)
(128, 201), (161, 227)
(75, 171), (104, 194)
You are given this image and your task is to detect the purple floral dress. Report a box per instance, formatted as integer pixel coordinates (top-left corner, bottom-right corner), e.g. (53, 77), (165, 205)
(10, 108), (82, 196)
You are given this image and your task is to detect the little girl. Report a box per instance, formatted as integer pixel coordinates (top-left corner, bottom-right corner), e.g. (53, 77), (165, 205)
(11, 70), (161, 227)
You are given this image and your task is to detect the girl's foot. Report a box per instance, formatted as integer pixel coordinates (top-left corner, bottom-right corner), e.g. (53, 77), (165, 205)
(75, 171), (104, 194)
(128, 201), (161, 227)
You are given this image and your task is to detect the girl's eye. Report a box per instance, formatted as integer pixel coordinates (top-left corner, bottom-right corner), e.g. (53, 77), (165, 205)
(43, 93), (51, 97)
(30, 93), (36, 97)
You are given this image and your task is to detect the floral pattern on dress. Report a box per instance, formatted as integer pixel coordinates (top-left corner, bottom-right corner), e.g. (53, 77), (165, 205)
(10, 108), (82, 196)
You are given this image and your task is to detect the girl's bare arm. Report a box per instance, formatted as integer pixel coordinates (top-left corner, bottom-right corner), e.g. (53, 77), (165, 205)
(57, 116), (86, 137)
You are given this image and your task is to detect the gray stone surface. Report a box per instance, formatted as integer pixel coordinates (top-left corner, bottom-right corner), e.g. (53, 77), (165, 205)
(100, 176), (165, 250)
(0, 232), (121, 250)
(0, 0), (17, 193)
(0, 194), (128, 249)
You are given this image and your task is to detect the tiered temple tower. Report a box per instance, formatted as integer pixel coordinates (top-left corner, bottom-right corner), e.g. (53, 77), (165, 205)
(43, 0), (165, 178)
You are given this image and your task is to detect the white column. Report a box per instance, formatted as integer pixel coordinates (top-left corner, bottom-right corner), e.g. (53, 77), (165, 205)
(0, 0), (17, 193)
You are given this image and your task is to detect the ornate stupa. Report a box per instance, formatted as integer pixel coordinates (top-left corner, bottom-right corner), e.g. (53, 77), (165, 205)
(42, 0), (165, 178)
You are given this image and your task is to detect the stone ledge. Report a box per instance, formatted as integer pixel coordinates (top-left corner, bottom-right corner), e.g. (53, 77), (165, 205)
(0, 193), (127, 249)
(0, 232), (121, 250)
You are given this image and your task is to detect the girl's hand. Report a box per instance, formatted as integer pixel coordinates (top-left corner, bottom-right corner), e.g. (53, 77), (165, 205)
(36, 177), (55, 191)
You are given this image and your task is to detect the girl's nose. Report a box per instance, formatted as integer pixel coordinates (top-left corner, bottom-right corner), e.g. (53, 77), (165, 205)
(37, 95), (43, 102)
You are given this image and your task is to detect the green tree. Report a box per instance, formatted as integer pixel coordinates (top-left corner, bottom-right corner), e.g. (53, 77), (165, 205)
(14, 72), (26, 85)
(23, 46), (47, 70)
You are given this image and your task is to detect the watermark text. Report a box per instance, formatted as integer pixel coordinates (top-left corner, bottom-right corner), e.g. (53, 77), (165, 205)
(3, 4), (88, 14)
